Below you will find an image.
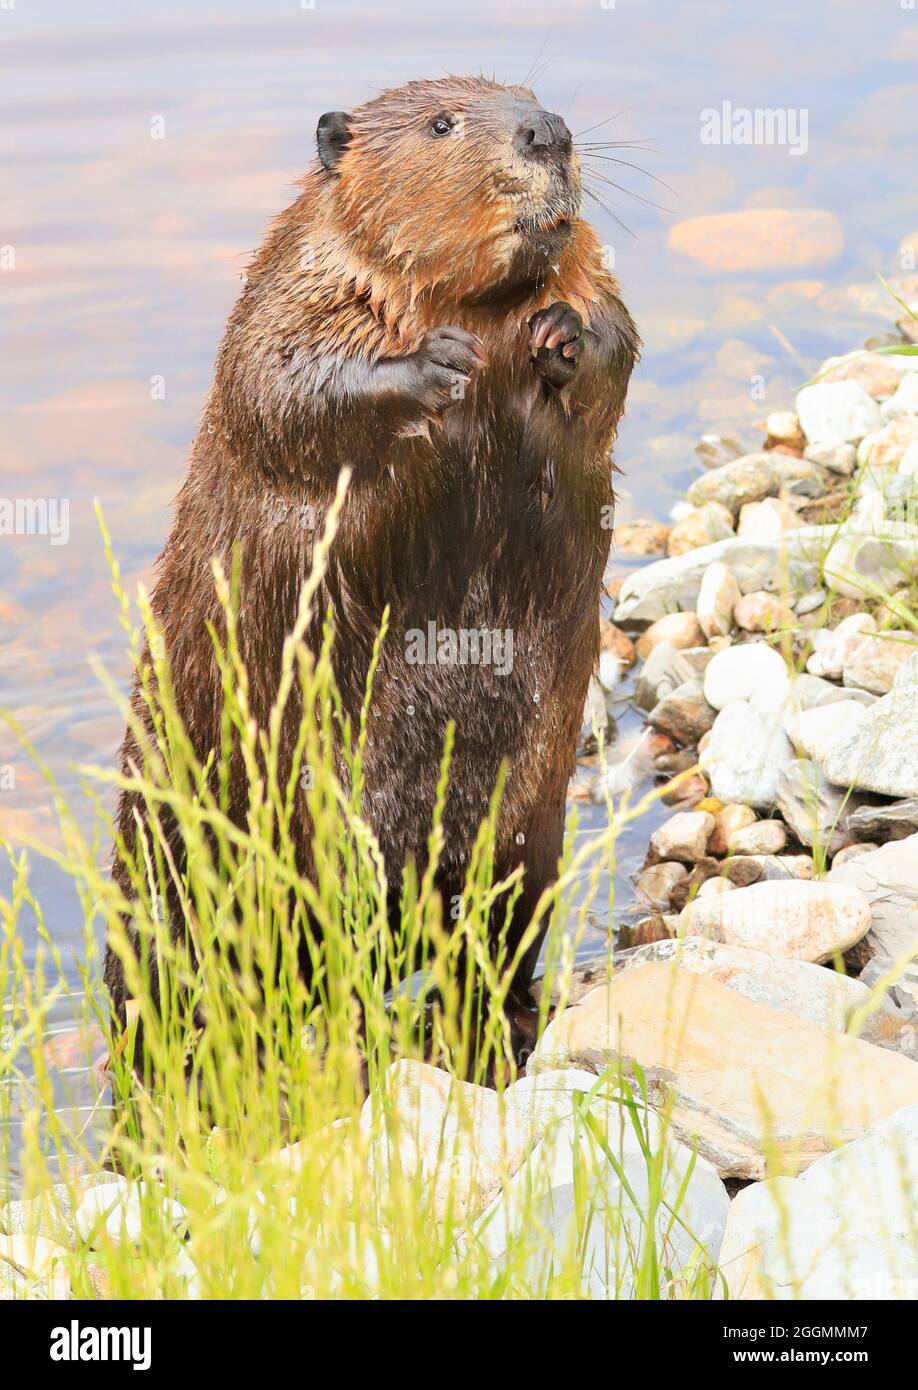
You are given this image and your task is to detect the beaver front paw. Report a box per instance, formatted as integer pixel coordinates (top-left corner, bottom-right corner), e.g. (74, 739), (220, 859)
(410, 326), (488, 415)
(528, 302), (583, 389)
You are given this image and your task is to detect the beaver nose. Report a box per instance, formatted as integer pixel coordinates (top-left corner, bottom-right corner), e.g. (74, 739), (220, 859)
(514, 109), (572, 158)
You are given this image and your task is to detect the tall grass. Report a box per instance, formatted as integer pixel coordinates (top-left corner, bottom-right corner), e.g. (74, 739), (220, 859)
(0, 485), (721, 1301)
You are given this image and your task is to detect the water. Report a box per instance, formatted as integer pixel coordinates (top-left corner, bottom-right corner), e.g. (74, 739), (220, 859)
(2, 0), (916, 1179)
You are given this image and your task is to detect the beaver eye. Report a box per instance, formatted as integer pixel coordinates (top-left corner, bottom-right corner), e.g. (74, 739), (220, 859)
(430, 115), (455, 137)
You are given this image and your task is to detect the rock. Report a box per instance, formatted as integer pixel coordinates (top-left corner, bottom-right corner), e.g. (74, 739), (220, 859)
(667, 502), (735, 558)
(736, 498), (801, 541)
(846, 799), (918, 843)
(668, 209), (844, 274)
(634, 642), (695, 712)
(822, 527), (918, 601)
(785, 699), (867, 763)
(708, 803), (757, 855)
(617, 936), (879, 1036)
(843, 631), (918, 694)
(703, 641), (789, 712)
(818, 350), (904, 400)
(733, 590), (794, 632)
(823, 689), (918, 798)
(831, 841), (879, 867)
(754, 853), (814, 880)
(528, 965), (918, 1178)
(860, 955), (918, 1013)
(704, 701), (794, 809)
(679, 879), (870, 962)
(717, 1106), (918, 1298)
(828, 833), (918, 959)
(803, 440), (857, 474)
(599, 619), (636, 670)
(796, 381), (882, 448)
(764, 410), (805, 447)
(475, 1090), (729, 1298)
(635, 862), (688, 911)
(697, 876), (734, 898)
(361, 1060), (533, 1223)
(635, 611), (704, 661)
(73, 1179), (186, 1247)
(687, 452), (822, 519)
(857, 416), (918, 470)
(0, 1234), (71, 1297)
(696, 560), (741, 639)
(727, 820), (788, 856)
(580, 676), (610, 753)
(648, 810), (714, 864)
(613, 527), (829, 625)
(614, 517), (670, 556)
(775, 757), (849, 856)
(647, 678), (716, 746)
(790, 670), (875, 710)
(806, 612), (877, 679)
(882, 371), (918, 421)
(694, 433), (745, 469)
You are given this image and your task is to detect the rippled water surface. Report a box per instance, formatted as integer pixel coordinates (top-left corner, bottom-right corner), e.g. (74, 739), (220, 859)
(2, 0), (917, 1177)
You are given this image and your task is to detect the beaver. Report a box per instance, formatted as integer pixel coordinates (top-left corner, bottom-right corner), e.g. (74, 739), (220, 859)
(104, 75), (639, 1066)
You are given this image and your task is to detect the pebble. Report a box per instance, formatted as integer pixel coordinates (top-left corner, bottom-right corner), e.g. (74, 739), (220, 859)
(733, 590), (794, 632)
(805, 612), (876, 679)
(614, 518), (671, 556)
(687, 453), (823, 519)
(647, 678), (717, 746)
(703, 641), (790, 712)
(727, 820), (788, 856)
(842, 631), (917, 694)
(666, 501), (736, 557)
(846, 799), (918, 844)
(795, 380), (882, 448)
(708, 803), (756, 855)
(764, 410), (805, 447)
(648, 810), (714, 864)
(857, 416), (918, 470)
(881, 371), (918, 421)
(817, 350), (904, 400)
(679, 879), (871, 962)
(784, 699), (867, 764)
(636, 862), (689, 910)
(696, 559), (741, 639)
(635, 611), (704, 661)
(803, 440), (857, 474)
(736, 498), (801, 541)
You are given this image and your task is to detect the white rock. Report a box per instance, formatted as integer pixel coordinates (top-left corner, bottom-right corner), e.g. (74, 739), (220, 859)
(784, 700), (867, 764)
(649, 810), (714, 864)
(737, 498), (801, 541)
(843, 631), (918, 695)
(703, 641), (790, 712)
(73, 1179), (186, 1246)
(474, 1106), (729, 1299)
(804, 440), (857, 474)
(881, 373), (918, 420)
(703, 701), (794, 809)
(796, 380), (882, 448)
(679, 879), (871, 962)
(806, 612), (876, 679)
(727, 820), (788, 856)
(718, 1105), (918, 1298)
(636, 861), (688, 910)
(696, 559), (741, 639)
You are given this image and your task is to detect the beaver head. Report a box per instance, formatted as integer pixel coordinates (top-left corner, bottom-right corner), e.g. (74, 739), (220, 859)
(316, 76), (582, 302)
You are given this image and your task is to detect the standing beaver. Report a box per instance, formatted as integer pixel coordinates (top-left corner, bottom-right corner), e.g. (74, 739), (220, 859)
(104, 75), (638, 1065)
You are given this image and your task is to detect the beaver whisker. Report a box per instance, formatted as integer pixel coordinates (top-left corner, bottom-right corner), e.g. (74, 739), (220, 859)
(580, 153), (675, 196)
(583, 168), (673, 216)
(572, 110), (630, 140)
(581, 184), (636, 239)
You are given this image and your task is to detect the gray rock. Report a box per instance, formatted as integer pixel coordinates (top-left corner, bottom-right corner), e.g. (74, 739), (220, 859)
(634, 642), (695, 712)
(775, 758), (850, 857)
(705, 702), (794, 809)
(790, 672), (877, 710)
(804, 441), (857, 475)
(846, 799), (918, 843)
(635, 861), (688, 911)
(823, 689), (918, 798)
(828, 833), (918, 958)
(822, 528), (918, 601)
(647, 678), (716, 746)
(842, 631), (918, 695)
(649, 810), (715, 864)
(860, 955), (918, 1012)
(686, 452), (826, 518)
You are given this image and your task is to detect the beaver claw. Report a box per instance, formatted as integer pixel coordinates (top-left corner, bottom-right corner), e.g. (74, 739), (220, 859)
(410, 325), (488, 415)
(528, 302), (583, 388)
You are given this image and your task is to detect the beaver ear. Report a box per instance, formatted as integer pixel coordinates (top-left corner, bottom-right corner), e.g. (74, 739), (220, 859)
(317, 111), (352, 171)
